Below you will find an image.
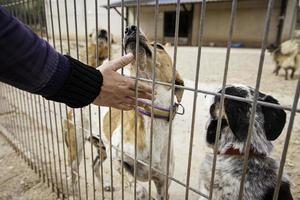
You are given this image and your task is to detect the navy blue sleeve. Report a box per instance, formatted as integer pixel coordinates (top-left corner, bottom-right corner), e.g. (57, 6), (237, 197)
(0, 6), (102, 108)
(0, 6), (70, 96)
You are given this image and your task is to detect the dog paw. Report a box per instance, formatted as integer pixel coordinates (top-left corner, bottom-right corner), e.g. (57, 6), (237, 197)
(136, 185), (148, 200)
(103, 185), (114, 192)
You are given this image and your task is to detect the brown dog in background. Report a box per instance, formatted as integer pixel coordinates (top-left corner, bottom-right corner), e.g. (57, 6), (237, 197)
(80, 28), (113, 68)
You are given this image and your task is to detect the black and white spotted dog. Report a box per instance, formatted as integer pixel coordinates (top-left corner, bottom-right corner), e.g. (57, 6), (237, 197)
(199, 85), (293, 200)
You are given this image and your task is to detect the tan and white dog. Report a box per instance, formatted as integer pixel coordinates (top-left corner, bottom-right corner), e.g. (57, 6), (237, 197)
(81, 28), (113, 68)
(101, 25), (184, 200)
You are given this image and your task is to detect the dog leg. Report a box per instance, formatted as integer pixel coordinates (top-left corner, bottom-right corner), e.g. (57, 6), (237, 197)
(273, 65), (281, 75)
(153, 159), (174, 199)
(291, 68), (296, 79)
(70, 160), (80, 195)
(284, 68), (289, 80)
(92, 155), (112, 192)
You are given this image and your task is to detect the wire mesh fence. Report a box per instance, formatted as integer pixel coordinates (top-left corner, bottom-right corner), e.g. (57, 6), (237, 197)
(0, 0), (300, 200)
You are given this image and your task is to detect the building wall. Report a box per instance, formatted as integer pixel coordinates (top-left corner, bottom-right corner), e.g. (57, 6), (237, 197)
(128, 0), (285, 48)
(191, 0), (281, 47)
(44, 0), (125, 42)
(128, 4), (194, 45)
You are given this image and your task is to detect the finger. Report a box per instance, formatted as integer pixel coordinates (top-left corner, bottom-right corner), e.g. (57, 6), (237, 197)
(127, 81), (153, 95)
(122, 97), (135, 106)
(118, 104), (134, 111)
(122, 88), (152, 100)
(137, 83), (153, 94)
(125, 97), (145, 107)
(137, 92), (152, 100)
(110, 53), (134, 71)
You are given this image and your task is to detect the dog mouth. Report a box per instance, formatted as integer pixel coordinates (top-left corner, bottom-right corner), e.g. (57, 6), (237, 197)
(124, 26), (152, 57)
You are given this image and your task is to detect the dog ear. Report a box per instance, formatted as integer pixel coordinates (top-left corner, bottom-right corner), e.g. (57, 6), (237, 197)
(88, 135), (101, 148)
(175, 71), (184, 103)
(206, 118), (228, 145)
(224, 99), (251, 141)
(261, 95), (286, 141)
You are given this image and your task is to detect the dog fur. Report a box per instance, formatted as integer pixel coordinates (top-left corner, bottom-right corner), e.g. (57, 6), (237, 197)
(80, 28), (112, 68)
(199, 85), (293, 200)
(99, 25), (184, 200)
(268, 40), (299, 80)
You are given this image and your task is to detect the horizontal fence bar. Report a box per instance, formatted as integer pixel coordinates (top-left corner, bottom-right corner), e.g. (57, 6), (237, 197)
(127, 76), (300, 113)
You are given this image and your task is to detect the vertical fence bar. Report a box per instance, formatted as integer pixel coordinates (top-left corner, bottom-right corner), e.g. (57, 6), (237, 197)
(185, 1), (207, 199)
(42, 98), (55, 192)
(53, 102), (65, 198)
(106, 1), (115, 200)
(72, 0), (83, 198)
(134, 0), (141, 198)
(39, 0), (54, 191)
(237, 0), (275, 199)
(29, 0), (41, 177)
(23, 0), (35, 170)
(80, 109), (89, 199)
(120, 0), (125, 199)
(25, 3), (38, 173)
(54, 0), (66, 196)
(148, 0), (159, 199)
(20, 91), (33, 168)
(7, 85), (20, 155)
(63, 0), (76, 197)
(26, 93), (38, 173)
(165, 0), (180, 199)
(64, 0), (71, 55)
(82, 0), (91, 198)
(208, 0), (237, 199)
(45, 0), (61, 195)
(94, 0), (106, 198)
(72, 108), (82, 199)
(272, 78), (300, 199)
(39, 97), (50, 186)
(34, 95), (46, 183)
(59, 103), (70, 199)
(48, 101), (59, 196)
(30, 95), (42, 178)
(65, 107), (76, 197)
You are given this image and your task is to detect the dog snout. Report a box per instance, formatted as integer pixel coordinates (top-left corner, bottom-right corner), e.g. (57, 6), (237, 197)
(99, 29), (107, 38)
(125, 25), (137, 35)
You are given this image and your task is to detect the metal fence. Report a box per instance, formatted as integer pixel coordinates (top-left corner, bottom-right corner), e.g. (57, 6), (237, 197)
(0, 0), (300, 200)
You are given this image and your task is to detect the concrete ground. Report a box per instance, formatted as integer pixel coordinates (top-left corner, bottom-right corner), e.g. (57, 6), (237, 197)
(0, 44), (299, 199)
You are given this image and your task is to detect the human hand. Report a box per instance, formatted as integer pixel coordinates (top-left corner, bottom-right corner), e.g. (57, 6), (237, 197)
(93, 53), (153, 110)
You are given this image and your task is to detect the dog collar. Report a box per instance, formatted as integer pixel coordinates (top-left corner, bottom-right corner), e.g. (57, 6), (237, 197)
(218, 147), (266, 158)
(136, 99), (184, 121)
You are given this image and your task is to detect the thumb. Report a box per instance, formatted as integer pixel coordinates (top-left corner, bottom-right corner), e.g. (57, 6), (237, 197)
(110, 53), (134, 71)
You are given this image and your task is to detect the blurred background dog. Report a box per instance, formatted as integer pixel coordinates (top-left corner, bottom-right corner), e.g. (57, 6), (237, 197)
(80, 28), (114, 68)
(268, 40), (299, 80)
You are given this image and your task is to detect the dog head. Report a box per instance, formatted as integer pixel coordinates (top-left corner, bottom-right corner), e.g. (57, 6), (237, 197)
(89, 28), (112, 46)
(206, 85), (286, 155)
(87, 135), (107, 161)
(124, 25), (184, 102)
(267, 44), (279, 53)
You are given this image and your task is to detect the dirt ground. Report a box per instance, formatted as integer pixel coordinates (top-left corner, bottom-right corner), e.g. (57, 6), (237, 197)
(0, 134), (56, 200)
(0, 44), (299, 199)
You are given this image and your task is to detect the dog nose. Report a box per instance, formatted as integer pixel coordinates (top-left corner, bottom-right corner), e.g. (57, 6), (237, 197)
(125, 25), (137, 35)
